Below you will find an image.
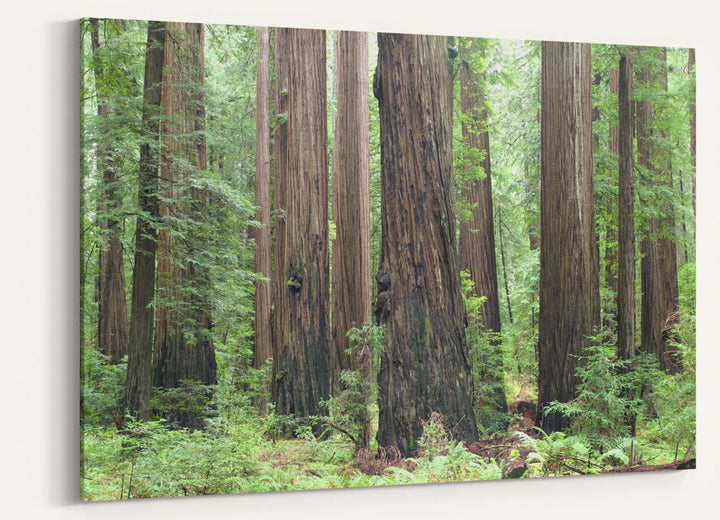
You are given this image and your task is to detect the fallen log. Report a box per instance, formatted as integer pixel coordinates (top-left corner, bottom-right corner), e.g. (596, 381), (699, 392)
(601, 458), (695, 474)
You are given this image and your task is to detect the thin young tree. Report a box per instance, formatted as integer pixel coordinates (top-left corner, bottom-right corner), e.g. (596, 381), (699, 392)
(616, 52), (636, 361)
(153, 22), (217, 389)
(688, 48), (696, 228)
(273, 28), (331, 424)
(374, 33), (478, 455)
(458, 37), (508, 420)
(90, 19), (129, 365)
(124, 21), (166, 419)
(253, 27), (272, 412)
(537, 41), (600, 433)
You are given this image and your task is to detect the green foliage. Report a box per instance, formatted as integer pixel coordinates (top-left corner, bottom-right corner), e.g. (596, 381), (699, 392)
(149, 380), (218, 430)
(544, 332), (646, 452)
(515, 430), (602, 477)
(460, 271), (509, 432)
(641, 310), (696, 461)
(80, 22), (697, 498)
(321, 370), (371, 445)
(81, 348), (127, 429)
(345, 321), (385, 375)
(320, 323), (384, 447)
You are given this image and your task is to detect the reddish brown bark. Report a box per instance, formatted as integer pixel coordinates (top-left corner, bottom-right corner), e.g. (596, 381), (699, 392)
(330, 31), (371, 397)
(537, 42), (600, 433)
(153, 22), (216, 388)
(458, 37), (507, 418)
(124, 21), (166, 419)
(273, 28), (331, 423)
(90, 19), (129, 365)
(616, 53), (636, 361)
(374, 33), (478, 455)
(253, 27), (272, 413)
(271, 27), (289, 408)
(637, 48), (680, 373)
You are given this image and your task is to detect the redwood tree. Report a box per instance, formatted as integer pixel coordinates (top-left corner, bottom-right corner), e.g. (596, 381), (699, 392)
(616, 52), (636, 361)
(253, 27), (272, 412)
(458, 37), (507, 419)
(273, 28), (331, 422)
(330, 30), (371, 397)
(271, 27), (289, 408)
(537, 41), (600, 433)
(124, 21), (166, 419)
(153, 22), (216, 388)
(90, 19), (129, 365)
(637, 48), (680, 373)
(374, 33), (478, 455)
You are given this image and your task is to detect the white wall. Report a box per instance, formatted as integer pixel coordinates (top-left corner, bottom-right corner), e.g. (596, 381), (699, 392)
(2, 1), (717, 518)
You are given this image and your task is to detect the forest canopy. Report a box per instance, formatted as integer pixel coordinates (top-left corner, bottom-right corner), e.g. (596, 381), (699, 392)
(80, 18), (696, 500)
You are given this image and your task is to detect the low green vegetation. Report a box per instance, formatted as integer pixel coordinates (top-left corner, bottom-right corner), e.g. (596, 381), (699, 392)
(81, 297), (695, 499)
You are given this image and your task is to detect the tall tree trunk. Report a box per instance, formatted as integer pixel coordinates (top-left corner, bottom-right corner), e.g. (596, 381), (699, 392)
(273, 29), (331, 424)
(637, 48), (680, 373)
(253, 27), (272, 413)
(90, 19), (129, 365)
(374, 33), (478, 456)
(458, 38), (507, 419)
(537, 42), (600, 433)
(271, 27), (289, 409)
(604, 67), (620, 330)
(124, 21), (165, 420)
(616, 53), (636, 361)
(331, 31), (372, 447)
(330, 31), (371, 395)
(153, 22), (217, 389)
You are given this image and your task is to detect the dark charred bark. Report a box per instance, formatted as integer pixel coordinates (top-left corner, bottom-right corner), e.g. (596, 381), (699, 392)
(375, 33), (478, 456)
(537, 42), (600, 433)
(124, 21), (165, 419)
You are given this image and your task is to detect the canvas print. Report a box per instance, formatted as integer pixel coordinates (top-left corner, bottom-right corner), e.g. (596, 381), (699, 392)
(80, 17), (696, 500)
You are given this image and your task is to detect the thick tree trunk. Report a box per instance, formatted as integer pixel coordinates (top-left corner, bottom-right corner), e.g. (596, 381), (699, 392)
(271, 27), (289, 408)
(458, 38), (507, 419)
(153, 22), (216, 389)
(273, 29), (331, 423)
(616, 53), (637, 361)
(91, 19), (129, 365)
(253, 27), (272, 413)
(537, 42), (600, 433)
(637, 49), (680, 373)
(124, 21), (165, 419)
(330, 31), (371, 397)
(374, 33), (478, 456)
